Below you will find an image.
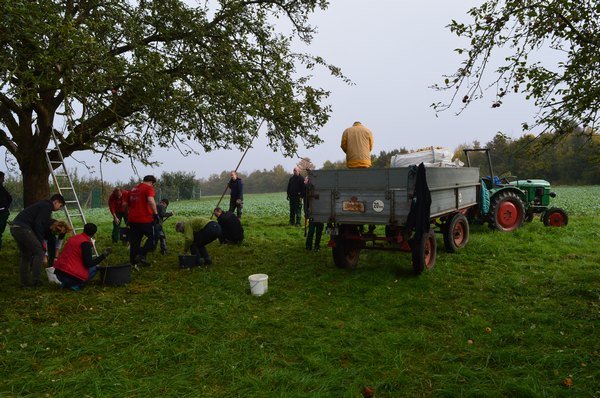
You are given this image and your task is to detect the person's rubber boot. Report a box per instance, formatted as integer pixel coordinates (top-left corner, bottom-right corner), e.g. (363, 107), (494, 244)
(135, 255), (151, 267)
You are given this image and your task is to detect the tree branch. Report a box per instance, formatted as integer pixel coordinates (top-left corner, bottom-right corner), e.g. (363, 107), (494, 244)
(0, 128), (18, 156)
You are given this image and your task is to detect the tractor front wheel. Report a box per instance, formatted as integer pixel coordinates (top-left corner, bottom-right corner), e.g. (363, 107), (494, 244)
(411, 230), (437, 275)
(543, 207), (569, 227)
(443, 213), (469, 253)
(489, 191), (525, 232)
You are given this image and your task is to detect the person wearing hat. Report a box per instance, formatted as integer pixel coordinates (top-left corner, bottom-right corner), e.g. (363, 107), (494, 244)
(126, 175), (159, 267)
(53, 223), (112, 291)
(341, 121), (374, 168)
(176, 218), (222, 266)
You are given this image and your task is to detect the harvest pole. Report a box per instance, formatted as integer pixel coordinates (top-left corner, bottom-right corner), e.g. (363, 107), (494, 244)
(211, 120), (265, 218)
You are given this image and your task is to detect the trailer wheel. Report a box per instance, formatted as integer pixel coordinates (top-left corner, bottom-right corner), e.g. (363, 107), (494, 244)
(411, 230), (437, 275)
(543, 207), (568, 227)
(332, 238), (360, 269)
(443, 213), (469, 253)
(489, 191), (525, 232)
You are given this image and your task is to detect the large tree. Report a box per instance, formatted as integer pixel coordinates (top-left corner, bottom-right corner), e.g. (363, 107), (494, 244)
(0, 0), (345, 205)
(432, 0), (599, 138)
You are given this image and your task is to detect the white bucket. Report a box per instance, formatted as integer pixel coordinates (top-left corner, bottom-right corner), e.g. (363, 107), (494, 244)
(248, 274), (269, 296)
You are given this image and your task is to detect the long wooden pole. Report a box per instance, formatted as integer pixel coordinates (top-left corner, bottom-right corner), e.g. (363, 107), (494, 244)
(211, 120), (265, 217)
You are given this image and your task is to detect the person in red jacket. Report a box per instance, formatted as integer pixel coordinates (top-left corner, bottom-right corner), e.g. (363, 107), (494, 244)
(126, 175), (159, 267)
(108, 187), (129, 243)
(53, 223), (112, 291)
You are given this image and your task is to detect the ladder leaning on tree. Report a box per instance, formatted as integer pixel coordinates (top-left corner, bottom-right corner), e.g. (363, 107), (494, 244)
(44, 128), (98, 256)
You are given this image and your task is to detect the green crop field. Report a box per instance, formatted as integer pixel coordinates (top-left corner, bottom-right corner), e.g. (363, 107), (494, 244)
(0, 187), (598, 397)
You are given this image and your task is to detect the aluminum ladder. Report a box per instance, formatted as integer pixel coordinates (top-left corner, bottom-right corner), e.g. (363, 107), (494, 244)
(44, 129), (98, 255)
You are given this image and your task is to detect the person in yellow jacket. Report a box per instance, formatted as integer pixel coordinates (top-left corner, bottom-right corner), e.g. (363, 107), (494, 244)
(175, 218), (221, 266)
(341, 121), (374, 168)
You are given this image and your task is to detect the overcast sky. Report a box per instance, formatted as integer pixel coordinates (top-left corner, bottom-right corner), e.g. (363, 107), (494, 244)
(3, 1), (540, 183)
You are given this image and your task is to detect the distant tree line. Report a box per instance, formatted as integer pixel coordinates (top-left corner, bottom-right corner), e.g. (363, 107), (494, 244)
(455, 131), (600, 185)
(2, 130), (597, 210)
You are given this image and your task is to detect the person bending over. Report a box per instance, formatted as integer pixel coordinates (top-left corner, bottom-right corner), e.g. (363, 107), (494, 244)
(44, 220), (73, 267)
(53, 223), (112, 291)
(213, 207), (244, 244)
(10, 194), (65, 287)
(176, 218), (222, 266)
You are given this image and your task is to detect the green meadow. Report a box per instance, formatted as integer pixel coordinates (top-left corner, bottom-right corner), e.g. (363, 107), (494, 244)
(0, 187), (598, 397)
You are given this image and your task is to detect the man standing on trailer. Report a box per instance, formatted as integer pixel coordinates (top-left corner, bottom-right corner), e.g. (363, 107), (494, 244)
(0, 171), (12, 251)
(341, 121), (376, 234)
(341, 121), (374, 168)
(10, 194), (65, 287)
(127, 175), (159, 267)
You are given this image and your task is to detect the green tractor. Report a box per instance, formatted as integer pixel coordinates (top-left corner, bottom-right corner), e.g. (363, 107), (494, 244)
(464, 148), (568, 231)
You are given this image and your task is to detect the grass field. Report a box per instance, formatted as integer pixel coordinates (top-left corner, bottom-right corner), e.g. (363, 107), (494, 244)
(0, 187), (598, 397)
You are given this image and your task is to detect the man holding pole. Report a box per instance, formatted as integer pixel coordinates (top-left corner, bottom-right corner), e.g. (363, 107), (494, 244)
(227, 171), (244, 219)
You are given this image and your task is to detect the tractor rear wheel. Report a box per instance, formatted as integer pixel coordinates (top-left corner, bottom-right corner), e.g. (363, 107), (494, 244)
(489, 191), (525, 232)
(411, 230), (437, 275)
(543, 207), (568, 227)
(443, 213), (469, 253)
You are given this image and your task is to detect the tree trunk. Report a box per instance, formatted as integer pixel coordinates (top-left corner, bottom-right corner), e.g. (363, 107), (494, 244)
(21, 154), (51, 207)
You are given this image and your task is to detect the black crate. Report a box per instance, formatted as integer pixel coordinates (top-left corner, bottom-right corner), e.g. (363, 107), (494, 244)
(179, 255), (200, 269)
(97, 264), (131, 286)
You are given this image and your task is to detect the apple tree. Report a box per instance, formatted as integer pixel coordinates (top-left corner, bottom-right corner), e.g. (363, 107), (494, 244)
(0, 0), (346, 205)
(432, 0), (599, 138)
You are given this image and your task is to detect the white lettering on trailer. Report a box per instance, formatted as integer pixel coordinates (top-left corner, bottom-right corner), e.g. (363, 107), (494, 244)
(372, 200), (384, 213)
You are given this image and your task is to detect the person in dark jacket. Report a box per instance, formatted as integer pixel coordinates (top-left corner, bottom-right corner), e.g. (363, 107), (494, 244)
(156, 198), (174, 255)
(286, 167), (305, 226)
(10, 194), (65, 287)
(227, 171), (244, 218)
(0, 171), (12, 251)
(213, 207), (244, 244)
(53, 223), (112, 291)
(303, 176), (324, 251)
